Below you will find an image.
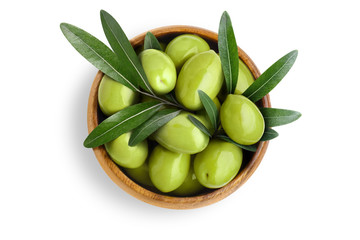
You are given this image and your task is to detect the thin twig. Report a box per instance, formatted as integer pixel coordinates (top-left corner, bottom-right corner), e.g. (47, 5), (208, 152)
(139, 91), (190, 112)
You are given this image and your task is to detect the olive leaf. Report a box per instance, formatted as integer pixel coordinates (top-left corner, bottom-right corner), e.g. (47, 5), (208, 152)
(144, 32), (163, 51)
(100, 10), (154, 94)
(260, 128), (279, 141)
(243, 50), (298, 102)
(187, 115), (212, 137)
(60, 23), (138, 91)
(218, 11), (239, 94)
(84, 101), (163, 148)
(61, 19), (185, 111)
(129, 109), (181, 146)
(215, 135), (257, 152)
(198, 90), (219, 132)
(260, 107), (301, 127)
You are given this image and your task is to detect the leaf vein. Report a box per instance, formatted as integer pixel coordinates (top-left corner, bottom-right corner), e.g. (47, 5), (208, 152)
(247, 52), (296, 100)
(87, 103), (162, 145)
(224, 17), (232, 92)
(104, 17), (154, 94)
(130, 112), (176, 144)
(65, 26), (139, 91)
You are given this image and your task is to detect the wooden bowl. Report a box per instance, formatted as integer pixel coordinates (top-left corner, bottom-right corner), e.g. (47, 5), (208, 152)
(87, 25), (271, 209)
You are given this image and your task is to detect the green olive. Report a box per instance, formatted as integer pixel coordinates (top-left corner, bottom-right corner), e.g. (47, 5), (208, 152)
(234, 59), (255, 95)
(175, 50), (224, 110)
(171, 161), (205, 196)
(194, 139), (243, 188)
(105, 132), (148, 168)
(220, 94), (265, 145)
(165, 34), (210, 71)
(98, 75), (139, 116)
(139, 49), (176, 95)
(149, 145), (190, 193)
(153, 112), (209, 154)
(124, 159), (154, 188)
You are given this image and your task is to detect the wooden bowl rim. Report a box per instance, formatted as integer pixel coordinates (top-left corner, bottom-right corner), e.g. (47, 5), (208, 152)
(87, 25), (271, 209)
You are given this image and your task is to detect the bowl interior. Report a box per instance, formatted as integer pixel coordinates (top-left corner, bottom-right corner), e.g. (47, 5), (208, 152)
(87, 25), (271, 209)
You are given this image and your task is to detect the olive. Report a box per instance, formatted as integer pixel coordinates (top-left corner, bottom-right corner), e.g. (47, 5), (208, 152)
(194, 139), (243, 188)
(124, 159), (154, 188)
(165, 34), (210, 71)
(220, 94), (265, 145)
(175, 50), (224, 110)
(139, 49), (176, 95)
(104, 132), (148, 168)
(234, 59), (254, 95)
(148, 145), (190, 193)
(152, 112), (209, 154)
(98, 75), (139, 116)
(171, 160), (205, 196)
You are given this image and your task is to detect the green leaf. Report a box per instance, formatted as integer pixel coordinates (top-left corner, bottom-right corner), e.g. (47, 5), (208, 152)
(243, 50), (298, 102)
(215, 135), (257, 152)
(60, 23), (138, 91)
(187, 115), (212, 137)
(84, 101), (162, 148)
(100, 10), (154, 94)
(129, 109), (181, 146)
(198, 90), (219, 131)
(260, 128), (279, 141)
(260, 108), (301, 127)
(144, 32), (162, 51)
(218, 11), (239, 94)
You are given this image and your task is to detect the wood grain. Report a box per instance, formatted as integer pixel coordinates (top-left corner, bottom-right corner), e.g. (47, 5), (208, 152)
(87, 25), (271, 209)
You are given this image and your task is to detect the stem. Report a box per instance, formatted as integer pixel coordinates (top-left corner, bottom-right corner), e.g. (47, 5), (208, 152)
(212, 128), (225, 138)
(139, 91), (190, 111)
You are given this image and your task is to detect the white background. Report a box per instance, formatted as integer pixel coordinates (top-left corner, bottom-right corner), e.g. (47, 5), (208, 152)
(1, 0), (359, 239)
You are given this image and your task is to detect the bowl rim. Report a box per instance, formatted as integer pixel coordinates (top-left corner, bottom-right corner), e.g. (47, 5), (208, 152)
(87, 25), (271, 209)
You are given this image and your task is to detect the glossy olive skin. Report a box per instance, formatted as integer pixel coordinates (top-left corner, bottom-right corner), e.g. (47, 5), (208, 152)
(165, 34), (210, 71)
(175, 50), (224, 110)
(139, 49), (176, 95)
(234, 59), (255, 95)
(148, 145), (190, 193)
(194, 140), (243, 188)
(153, 112), (209, 154)
(220, 94), (265, 145)
(105, 132), (148, 168)
(171, 161), (205, 196)
(124, 160), (154, 188)
(98, 75), (139, 116)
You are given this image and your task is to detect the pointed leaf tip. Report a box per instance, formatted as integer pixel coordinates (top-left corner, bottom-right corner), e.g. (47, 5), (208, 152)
(100, 11), (154, 94)
(243, 49), (299, 102)
(198, 90), (219, 132)
(83, 101), (162, 148)
(260, 107), (302, 127)
(144, 32), (162, 51)
(218, 10), (239, 94)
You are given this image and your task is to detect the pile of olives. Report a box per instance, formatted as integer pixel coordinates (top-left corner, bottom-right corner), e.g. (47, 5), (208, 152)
(97, 34), (265, 196)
